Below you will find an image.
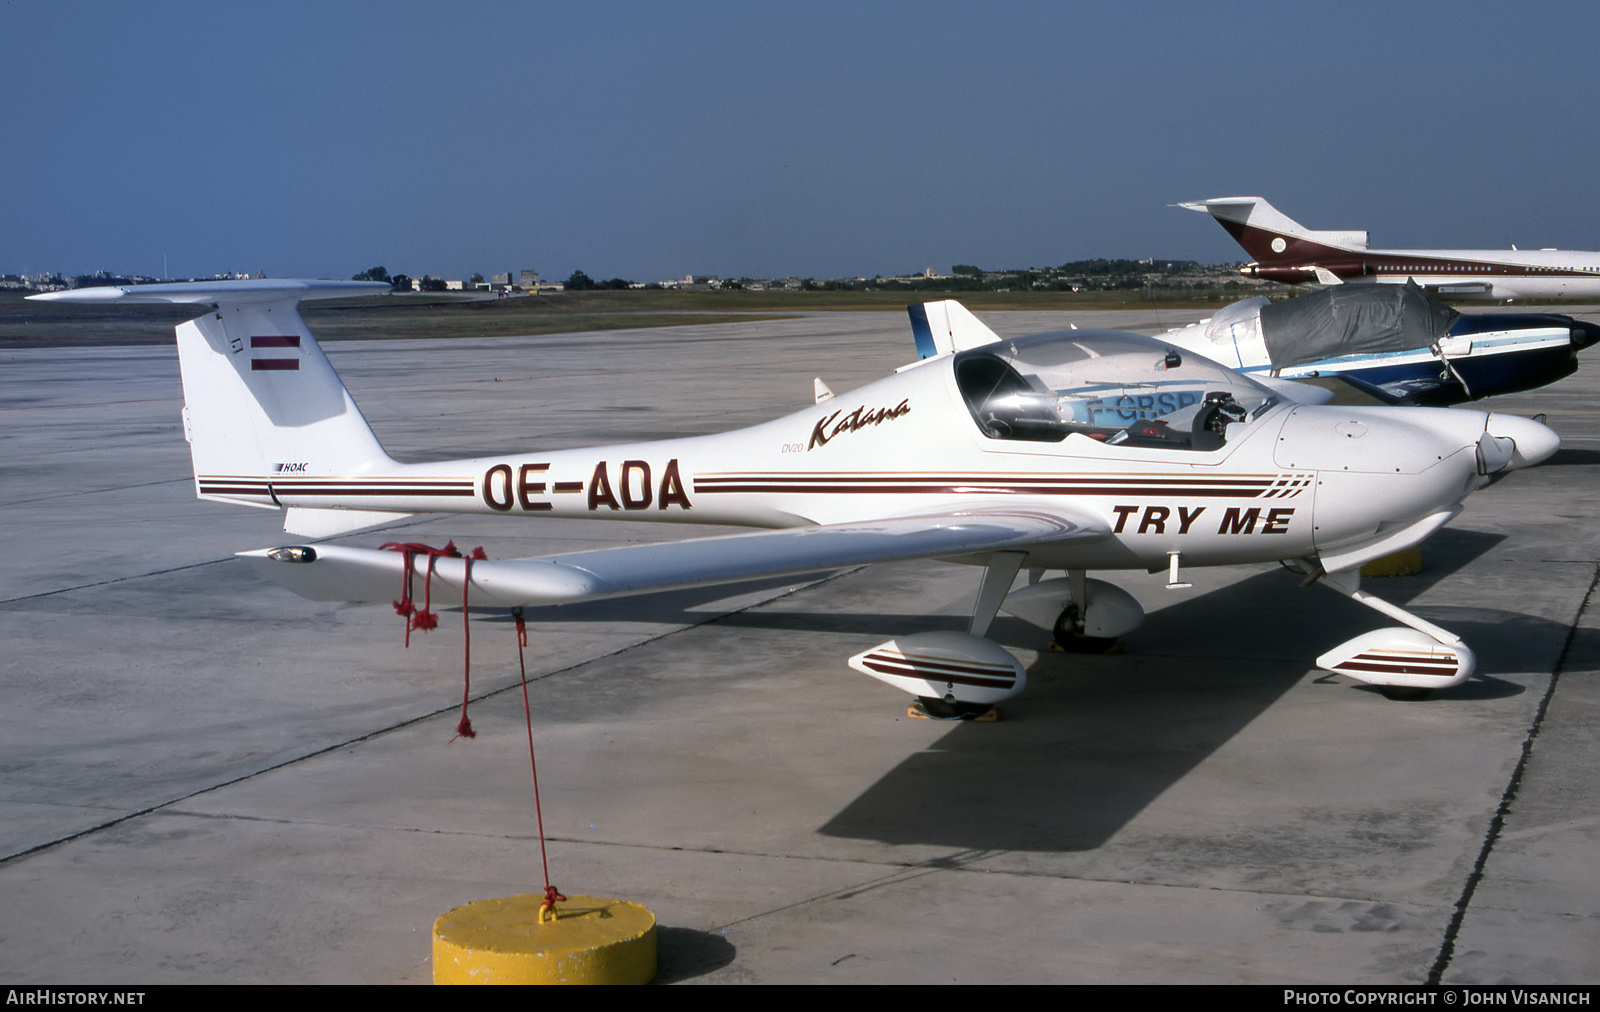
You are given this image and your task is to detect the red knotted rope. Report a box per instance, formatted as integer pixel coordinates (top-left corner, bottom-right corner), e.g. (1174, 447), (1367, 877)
(382, 540), (463, 645)
(514, 606), (565, 919)
(381, 540), (487, 738)
(378, 544), (563, 908)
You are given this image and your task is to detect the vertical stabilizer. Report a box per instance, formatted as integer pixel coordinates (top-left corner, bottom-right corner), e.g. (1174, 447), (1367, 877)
(1176, 196), (1369, 263)
(907, 300), (1002, 358)
(176, 300), (392, 489)
(31, 280), (396, 512)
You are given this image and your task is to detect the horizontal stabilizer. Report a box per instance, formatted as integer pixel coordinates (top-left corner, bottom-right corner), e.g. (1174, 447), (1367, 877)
(241, 507), (1107, 607)
(29, 278), (392, 306)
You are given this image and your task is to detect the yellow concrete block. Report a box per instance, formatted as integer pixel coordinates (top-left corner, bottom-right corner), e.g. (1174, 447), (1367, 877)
(433, 893), (657, 985)
(1360, 548), (1424, 578)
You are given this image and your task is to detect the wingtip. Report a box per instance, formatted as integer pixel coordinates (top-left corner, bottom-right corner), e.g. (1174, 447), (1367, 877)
(27, 286), (130, 303)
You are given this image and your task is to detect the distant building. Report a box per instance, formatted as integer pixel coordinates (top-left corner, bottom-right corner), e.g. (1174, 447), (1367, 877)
(519, 270), (539, 288)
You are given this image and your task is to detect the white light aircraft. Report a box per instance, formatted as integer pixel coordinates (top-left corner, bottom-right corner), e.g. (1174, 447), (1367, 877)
(1179, 196), (1600, 300)
(35, 280), (1561, 712)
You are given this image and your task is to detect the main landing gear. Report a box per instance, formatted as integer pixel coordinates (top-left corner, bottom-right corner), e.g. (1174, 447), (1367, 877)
(847, 559), (1151, 719)
(848, 552), (1031, 720)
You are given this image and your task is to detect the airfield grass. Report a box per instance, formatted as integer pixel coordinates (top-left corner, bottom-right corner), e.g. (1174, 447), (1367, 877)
(0, 288), (1267, 349)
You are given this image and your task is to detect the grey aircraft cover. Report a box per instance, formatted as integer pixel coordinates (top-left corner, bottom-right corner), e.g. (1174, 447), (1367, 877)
(1259, 281), (1460, 369)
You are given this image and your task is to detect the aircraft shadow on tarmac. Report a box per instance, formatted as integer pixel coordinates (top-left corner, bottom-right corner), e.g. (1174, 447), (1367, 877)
(497, 528), (1537, 674)
(1541, 447), (1600, 466)
(487, 526), (1580, 853)
(817, 527), (1580, 852)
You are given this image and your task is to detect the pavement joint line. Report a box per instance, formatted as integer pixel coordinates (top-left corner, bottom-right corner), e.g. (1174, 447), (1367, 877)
(0, 557), (237, 605)
(0, 396), (178, 413)
(0, 476), (192, 508)
(702, 850), (1449, 937)
(66, 806), (1458, 908)
(708, 860), (980, 934)
(0, 567), (858, 868)
(150, 808), (1015, 875)
(1426, 562), (1600, 986)
(0, 514), (443, 605)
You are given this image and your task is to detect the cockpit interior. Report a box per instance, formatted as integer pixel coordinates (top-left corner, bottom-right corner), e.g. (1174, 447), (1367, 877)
(953, 331), (1276, 451)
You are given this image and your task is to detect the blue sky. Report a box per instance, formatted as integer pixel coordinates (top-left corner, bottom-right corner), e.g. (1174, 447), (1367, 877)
(6, 0), (1600, 282)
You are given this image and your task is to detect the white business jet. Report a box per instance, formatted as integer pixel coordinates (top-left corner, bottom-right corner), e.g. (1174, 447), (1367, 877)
(34, 281), (1560, 712)
(1179, 195), (1600, 299)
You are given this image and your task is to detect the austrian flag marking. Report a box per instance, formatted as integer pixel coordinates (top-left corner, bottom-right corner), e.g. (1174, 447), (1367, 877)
(251, 335), (300, 371)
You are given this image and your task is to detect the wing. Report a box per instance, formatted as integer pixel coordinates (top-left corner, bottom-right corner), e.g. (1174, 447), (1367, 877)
(1371, 375), (1451, 402)
(238, 507), (1108, 607)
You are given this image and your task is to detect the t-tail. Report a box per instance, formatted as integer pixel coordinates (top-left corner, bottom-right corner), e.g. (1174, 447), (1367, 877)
(1176, 196), (1369, 264)
(29, 279), (403, 536)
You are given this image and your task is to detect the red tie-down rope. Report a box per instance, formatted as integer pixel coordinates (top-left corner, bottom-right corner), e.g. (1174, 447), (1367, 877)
(381, 543), (565, 911)
(381, 540), (487, 736)
(514, 607), (567, 920)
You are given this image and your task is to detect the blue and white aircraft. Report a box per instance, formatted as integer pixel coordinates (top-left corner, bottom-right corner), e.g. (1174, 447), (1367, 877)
(1154, 283), (1600, 404)
(34, 280), (1562, 711)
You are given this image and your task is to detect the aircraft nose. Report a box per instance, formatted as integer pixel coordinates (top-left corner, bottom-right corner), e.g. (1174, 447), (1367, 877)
(1483, 413), (1560, 470)
(1571, 319), (1600, 351)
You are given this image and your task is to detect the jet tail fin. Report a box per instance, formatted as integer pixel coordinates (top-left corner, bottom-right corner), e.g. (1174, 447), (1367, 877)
(31, 280), (400, 525)
(1176, 196), (1369, 263)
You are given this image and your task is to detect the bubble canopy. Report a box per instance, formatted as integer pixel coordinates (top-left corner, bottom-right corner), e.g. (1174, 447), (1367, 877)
(952, 330), (1279, 450)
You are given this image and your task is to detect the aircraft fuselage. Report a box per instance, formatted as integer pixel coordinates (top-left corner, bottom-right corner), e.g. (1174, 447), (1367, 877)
(199, 330), (1532, 575)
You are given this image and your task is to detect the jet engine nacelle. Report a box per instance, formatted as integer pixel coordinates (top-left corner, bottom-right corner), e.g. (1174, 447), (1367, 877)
(1001, 577), (1146, 639)
(1316, 627), (1476, 691)
(849, 631), (1025, 715)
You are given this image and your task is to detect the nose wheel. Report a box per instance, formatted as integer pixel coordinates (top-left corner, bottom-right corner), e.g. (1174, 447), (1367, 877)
(1309, 567), (1474, 697)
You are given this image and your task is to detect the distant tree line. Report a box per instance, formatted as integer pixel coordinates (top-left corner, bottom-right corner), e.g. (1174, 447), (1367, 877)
(352, 265), (635, 292)
(348, 260), (1240, 296)
(563, 270), (632, 291)
(352, 266), (471, 293)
